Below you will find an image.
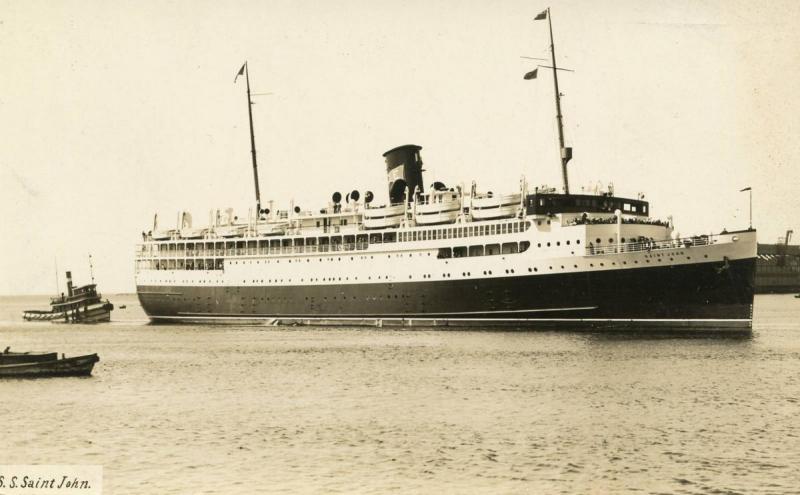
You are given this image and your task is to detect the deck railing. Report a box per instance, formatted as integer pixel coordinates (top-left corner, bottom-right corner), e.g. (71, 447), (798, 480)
(585, 235), (715, 256)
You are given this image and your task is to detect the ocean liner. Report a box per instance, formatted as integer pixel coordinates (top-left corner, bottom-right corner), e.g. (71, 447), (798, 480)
(134, 10), (756, 329)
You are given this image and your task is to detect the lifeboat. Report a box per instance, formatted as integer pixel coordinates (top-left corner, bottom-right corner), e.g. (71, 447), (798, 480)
(470, 192), (521, 220)
(151, 230), (175, 241)
(180, 228), (206, 239)
(363, 203), (405, 229)
(254, 222), (289, 236)
(215, 225), (247, 238)
(414, 191), (461, 225)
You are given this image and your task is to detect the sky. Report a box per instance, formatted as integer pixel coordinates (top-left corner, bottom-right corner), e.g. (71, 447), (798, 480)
(1, 0), (799, 295)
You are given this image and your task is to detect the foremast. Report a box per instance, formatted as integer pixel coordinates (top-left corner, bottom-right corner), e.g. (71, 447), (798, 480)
(236, 61), (262, 214)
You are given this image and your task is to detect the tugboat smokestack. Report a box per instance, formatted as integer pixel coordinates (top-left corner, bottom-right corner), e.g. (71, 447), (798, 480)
(66, 271), (73, 297)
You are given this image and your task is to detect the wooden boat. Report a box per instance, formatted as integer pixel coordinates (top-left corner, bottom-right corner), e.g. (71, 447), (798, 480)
(0, 354), (99, 378)
(0, 348), (58, 365)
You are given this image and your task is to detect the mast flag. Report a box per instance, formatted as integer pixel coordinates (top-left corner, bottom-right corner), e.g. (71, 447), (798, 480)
(523, 68), (538, 80)
(535, 10), (547, 20)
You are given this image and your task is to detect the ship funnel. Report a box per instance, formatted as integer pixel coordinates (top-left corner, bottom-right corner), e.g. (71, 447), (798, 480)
(66, 271), (74, 297)
(383, 144), (423, 204)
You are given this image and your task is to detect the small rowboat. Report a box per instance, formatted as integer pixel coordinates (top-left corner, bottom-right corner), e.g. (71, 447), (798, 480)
(0, 349), (59, 365)
(0, 354), (100, 378)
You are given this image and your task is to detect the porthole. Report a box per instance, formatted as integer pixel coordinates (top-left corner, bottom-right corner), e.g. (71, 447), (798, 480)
(596, 238), (601, 244)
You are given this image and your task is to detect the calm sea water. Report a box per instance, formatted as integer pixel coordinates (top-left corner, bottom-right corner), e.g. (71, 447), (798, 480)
(1, 294), (799, 494)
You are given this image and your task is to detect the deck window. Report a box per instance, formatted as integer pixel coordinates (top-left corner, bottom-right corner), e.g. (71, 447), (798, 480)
(453, 246), (467, 258)
(356, 234), (368, 250)
(437, 248), (452, 259)
(469, 245), (484, 257)
(502, 242), (519, 254)
(383, 232), (397, 243)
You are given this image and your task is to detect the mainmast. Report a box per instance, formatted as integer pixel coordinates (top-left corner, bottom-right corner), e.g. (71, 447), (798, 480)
(237, 61), (262, 213)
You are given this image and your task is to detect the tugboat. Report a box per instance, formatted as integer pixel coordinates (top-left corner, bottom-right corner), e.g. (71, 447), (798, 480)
(23, 270), (114, 323)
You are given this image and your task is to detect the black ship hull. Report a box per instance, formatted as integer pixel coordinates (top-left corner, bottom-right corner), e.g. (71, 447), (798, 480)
(137, 258), (756, 330)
